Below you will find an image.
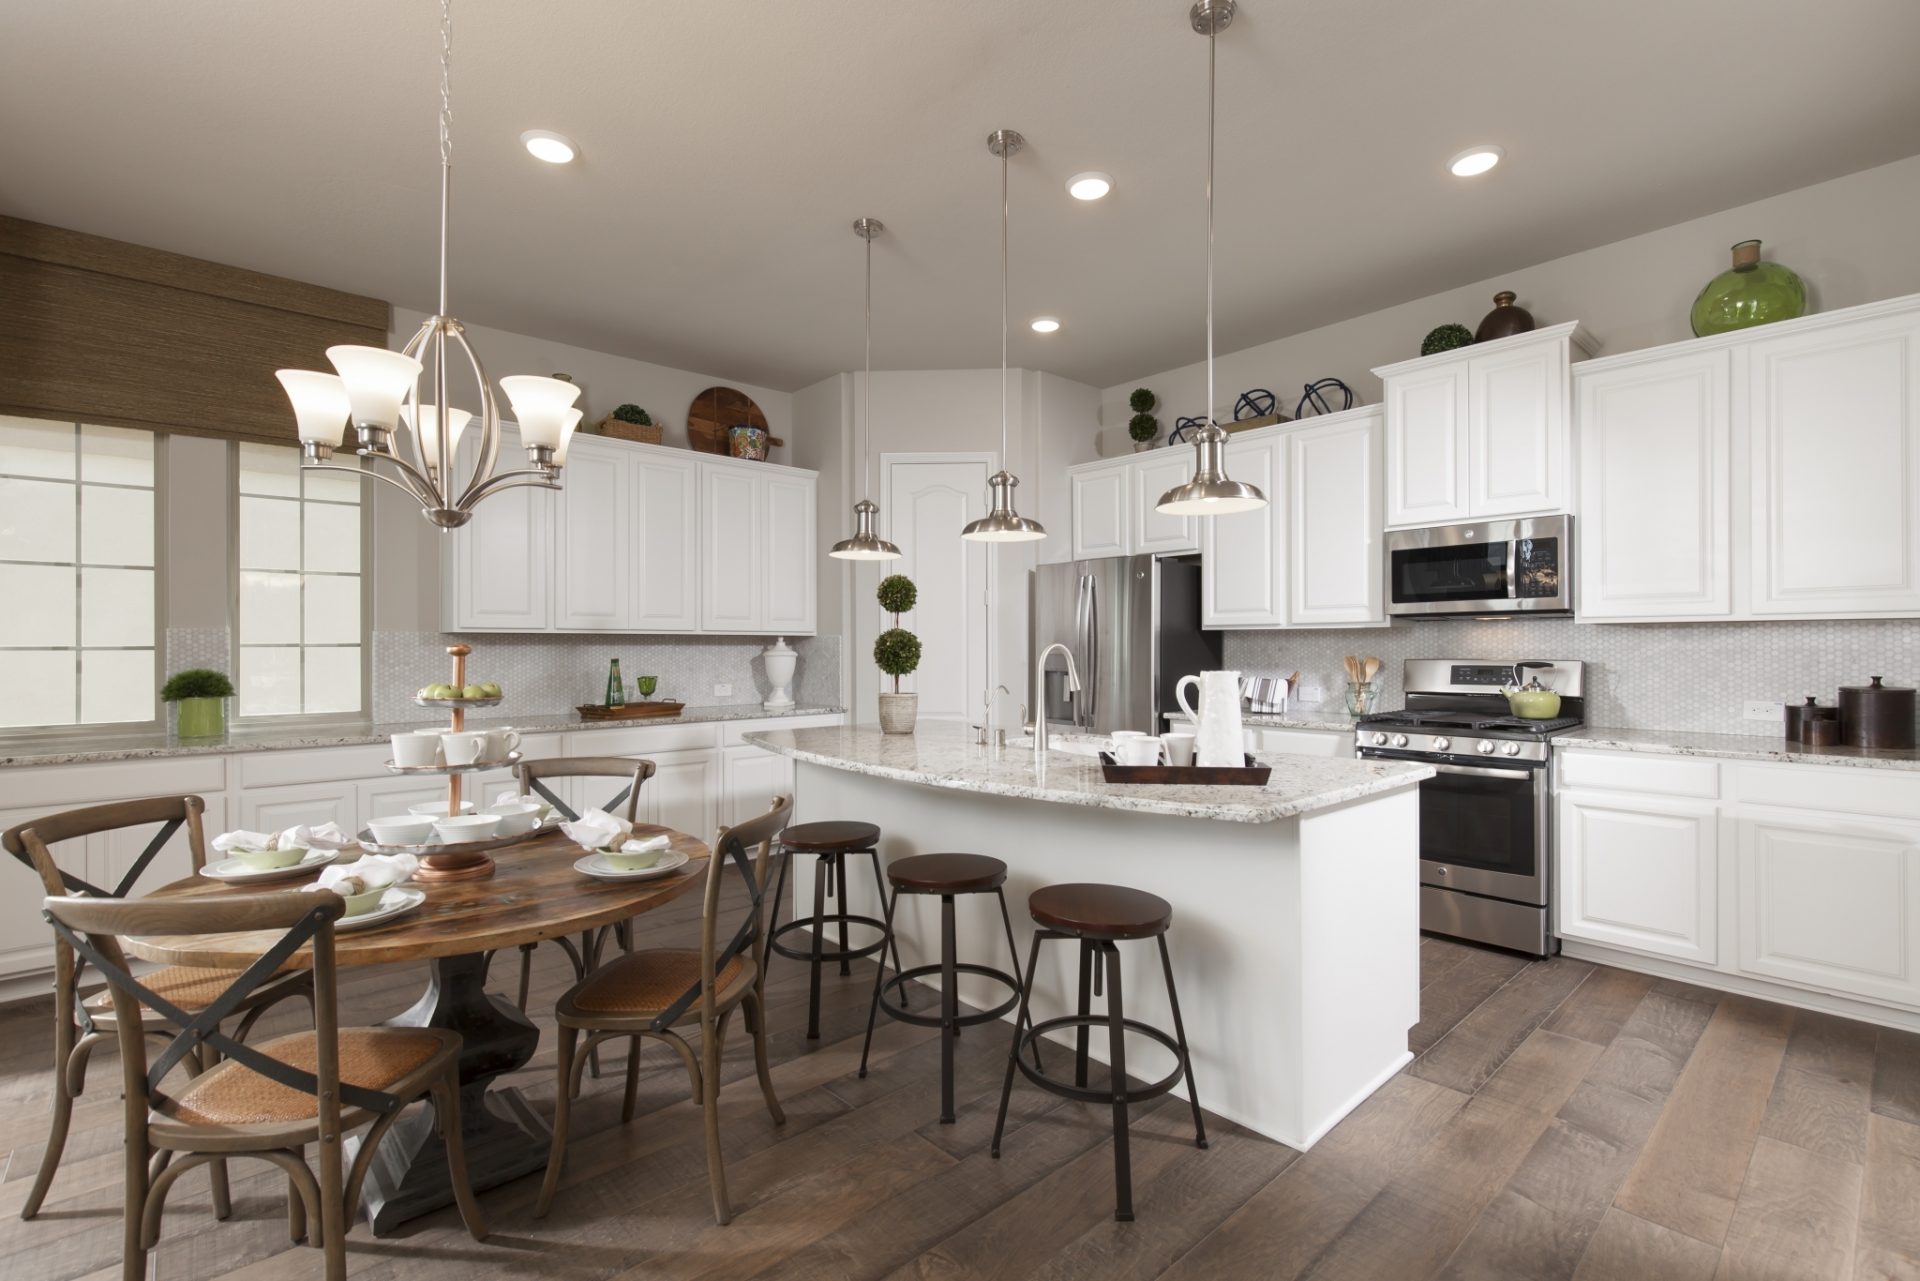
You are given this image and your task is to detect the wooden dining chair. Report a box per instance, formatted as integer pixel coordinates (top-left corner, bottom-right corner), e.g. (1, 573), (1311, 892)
(535, 795), (792, 1226)
(42, 889), (487, 1281)
(2, 795), (314, 1222)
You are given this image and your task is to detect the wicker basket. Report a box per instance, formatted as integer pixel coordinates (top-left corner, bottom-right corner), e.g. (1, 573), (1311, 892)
(597, 415), (663, 445)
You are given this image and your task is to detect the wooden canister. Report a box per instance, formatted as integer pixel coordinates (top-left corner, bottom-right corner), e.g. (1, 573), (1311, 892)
(1837, 677), (1916, 749)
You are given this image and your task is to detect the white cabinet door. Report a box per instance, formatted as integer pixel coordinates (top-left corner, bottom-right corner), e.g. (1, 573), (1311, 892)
(0, 804), (88, 977)
(1558, 791), (1718, 963)
(1385, 364), (1469, 526)
(632, 452), (701, 632)
(640, 748), (718, 844)
(1200, 435), (1285, 627)
(1248, 727), (1353, 757)
(1732, 810), (1920, 1008)
(240, 781), (356, 835)
(443, 425), (552, 631)
(553, 437), (630, 630)
(1070, 463), (1130, 558)
(762, 472), (818, 635)
(1131, 452), (1199, 555)
(356, 776), (452, 825)
(1576, 351), (1733, 619)
(701, 467), (763, 632)
(1469, 342), (1566, 517)
(1749, 313), (1920, 615)
(722, 743), (793, 828)
(1288, 412), (1384, 626)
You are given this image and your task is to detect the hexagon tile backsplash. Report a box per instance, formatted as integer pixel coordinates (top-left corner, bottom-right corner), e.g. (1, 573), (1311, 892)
(1225, 617), (1920, 734)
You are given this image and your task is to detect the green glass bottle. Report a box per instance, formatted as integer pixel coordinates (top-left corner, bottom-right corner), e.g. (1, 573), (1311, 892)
(605, 658), (625, 709)
(1691, 239), (1806, 337)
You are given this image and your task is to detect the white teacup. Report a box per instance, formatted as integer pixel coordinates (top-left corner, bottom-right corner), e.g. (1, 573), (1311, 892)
(439, 730), (487, 766)
(1160, 733), (1197, 768)
(391, 731), (442, 768)
(481, 727), (521, 763)
(1114, 736), (1164, 767)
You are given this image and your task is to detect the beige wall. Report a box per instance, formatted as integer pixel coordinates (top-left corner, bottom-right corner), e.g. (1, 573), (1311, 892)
(161, 434), (228, 630)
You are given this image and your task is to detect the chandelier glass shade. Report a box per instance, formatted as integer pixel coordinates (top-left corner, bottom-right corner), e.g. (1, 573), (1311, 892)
(830, 216), (902, 561)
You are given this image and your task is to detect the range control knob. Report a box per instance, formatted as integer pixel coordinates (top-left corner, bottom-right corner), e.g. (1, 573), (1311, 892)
(1477, 739), (1496, 755)
(1371, 732), (1389, 746)
(1432, 736), (1451, 752)
(1391, 734), (1410, 748)
(1501, 742), (1522, 757)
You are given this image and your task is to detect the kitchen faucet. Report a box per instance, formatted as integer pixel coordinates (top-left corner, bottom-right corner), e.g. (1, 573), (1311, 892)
(1032, 643), (1081, 758)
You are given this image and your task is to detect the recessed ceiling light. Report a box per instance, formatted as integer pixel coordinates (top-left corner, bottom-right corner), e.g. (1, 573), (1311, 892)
(1447, 145), (1503, 178)
(1030, 317), (1061, 333)
(1066, 172), (1113, 201)
(521, 129), (577, 164)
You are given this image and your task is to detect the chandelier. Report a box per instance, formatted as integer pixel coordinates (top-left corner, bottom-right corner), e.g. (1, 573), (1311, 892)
(274, 0), (580, 529)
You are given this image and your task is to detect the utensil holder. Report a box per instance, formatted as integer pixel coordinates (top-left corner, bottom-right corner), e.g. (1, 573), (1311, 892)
(1345, 681), (1381, 715)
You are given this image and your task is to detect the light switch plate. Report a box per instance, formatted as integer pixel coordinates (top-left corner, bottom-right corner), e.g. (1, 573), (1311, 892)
(714, 683), (733, 698)
(1743, 699), (1785, 722)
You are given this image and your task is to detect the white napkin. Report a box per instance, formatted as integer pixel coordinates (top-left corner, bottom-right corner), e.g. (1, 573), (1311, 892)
(618, 833), (670, 856)
(560, 808), (629, 852)
(305, 853), (420, 895)
(213, 822), (356, 854)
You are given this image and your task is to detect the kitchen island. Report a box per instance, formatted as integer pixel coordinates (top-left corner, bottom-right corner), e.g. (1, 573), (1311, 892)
(744, 723), (1433, 1149)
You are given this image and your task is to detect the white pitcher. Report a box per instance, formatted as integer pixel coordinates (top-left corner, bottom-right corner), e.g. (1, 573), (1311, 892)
(1174, 670), (1247, 768)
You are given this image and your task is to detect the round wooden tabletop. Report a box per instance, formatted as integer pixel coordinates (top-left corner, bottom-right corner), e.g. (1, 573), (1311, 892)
(123, 826), (710, 969)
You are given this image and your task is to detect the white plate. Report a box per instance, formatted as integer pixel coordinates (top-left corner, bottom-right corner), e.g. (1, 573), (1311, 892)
(200, 848), (341, 884)
(334, 885), (427, 931)
(573, 849), (690, 882)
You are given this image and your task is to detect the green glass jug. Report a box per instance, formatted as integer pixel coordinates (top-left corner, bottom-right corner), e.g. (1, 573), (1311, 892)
(1690, 239), (1806, 336)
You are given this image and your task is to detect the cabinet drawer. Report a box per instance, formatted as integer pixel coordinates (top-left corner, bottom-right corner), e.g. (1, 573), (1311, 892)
(0, 755), (226, 810)
(1251, 727), (1353, 758)
(1729, 761), (1920, 822)
(238, 744), (390, 788)
(564, 723), (719, 757)
(1557, 749), (1720, 799)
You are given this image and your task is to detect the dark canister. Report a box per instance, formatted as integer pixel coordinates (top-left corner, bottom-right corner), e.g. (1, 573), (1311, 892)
(1783, 696), (1821, 740)
(1837, 676), (1916, 749)
(1474, 290), (1536, 342)
(1804, 717), (1842, 747)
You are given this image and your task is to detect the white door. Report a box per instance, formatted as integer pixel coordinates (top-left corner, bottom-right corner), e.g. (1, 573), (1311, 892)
(1288, 412), (1384, 626)
(631, 451), (701, 632)
(641, 749), (719, 843)
(1070, 463), (1130, 558)
(883, 456), (991, 723)
(1732, 810), (1920, 1007)
(1385, 364), (1470, 526)
(722, 744), (792, 828)
(443, 425), (551, 631)
(1131, 451), (1200, 555)
(1469, 342), (1566, 517)
(240, 781), (356, 835)
(1200, 435), (1285, 628)
(700, 465), (762, 631)
(554, 436), (630, 630)
(1576, 351), (1733, 619)
(762, 472), (818, 635)
(1749, 313), (1920, 615)
(1557, 791), (1718, 963)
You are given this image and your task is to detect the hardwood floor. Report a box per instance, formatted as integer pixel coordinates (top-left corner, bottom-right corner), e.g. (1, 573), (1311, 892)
(1, 881), (1916, 1281)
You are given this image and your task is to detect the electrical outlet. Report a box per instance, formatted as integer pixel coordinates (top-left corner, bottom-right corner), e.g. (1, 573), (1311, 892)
(714, 683), (733, 698)
(1743, 699), (1785, 722)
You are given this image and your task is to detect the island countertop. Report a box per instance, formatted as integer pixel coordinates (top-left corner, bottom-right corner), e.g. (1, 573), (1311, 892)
(744, 722), (1431, 824)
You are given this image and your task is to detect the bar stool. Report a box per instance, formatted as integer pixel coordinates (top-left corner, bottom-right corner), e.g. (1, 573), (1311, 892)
(766, 820), (904, 1039)
(856, 853), (1039, 1124)
(990, 882), (1207, 1222)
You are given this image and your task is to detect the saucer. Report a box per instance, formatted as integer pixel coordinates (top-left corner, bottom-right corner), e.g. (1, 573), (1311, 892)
(573, 850), (690, 882)
(334, 886), (427, 931)
(200, 849), (340, 884)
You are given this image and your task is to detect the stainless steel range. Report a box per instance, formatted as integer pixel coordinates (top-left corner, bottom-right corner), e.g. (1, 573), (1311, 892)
(1355, 658), (1586, 958)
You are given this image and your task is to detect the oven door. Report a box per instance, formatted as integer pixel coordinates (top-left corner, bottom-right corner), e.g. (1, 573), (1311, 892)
(1367, 753), (1551, 905)
(1385, 516), (1572, 616)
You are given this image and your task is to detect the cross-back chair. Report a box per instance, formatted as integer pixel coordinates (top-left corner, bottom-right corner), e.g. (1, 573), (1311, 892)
(2, 795), (314, 1221)
(534, 794), (793, 1226)
(42, 889), (486, 1281)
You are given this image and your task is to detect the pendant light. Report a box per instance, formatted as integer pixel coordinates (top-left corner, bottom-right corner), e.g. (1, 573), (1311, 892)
(830, 218), (903, 561)
(961, 130), (1047, 542)
(1156, 0), (1268, 517)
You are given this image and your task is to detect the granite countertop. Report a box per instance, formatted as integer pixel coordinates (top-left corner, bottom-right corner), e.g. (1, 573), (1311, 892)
(0, 704), (846, 769)
(1553, 726), (1920, 773)
(744, 722), (1431, 824)
(1167, 702), (1363, 733)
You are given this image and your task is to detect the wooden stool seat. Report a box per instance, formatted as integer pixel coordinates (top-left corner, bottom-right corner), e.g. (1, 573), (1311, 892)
(777, 820), (881, 853)
(886, 852), (1007, 894)
(1028, 883), (1173, 940)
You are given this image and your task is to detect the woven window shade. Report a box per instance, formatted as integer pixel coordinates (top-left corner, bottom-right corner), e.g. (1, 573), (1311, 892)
(0, 216), (389, 445)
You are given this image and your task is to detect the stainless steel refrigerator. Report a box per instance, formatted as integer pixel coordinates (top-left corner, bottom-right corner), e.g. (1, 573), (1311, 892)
(1029, 554), (1222, 735)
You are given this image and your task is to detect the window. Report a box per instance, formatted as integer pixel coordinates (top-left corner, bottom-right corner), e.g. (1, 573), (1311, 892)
(0, 417), (159, 729)
(235, 443), (366, 718)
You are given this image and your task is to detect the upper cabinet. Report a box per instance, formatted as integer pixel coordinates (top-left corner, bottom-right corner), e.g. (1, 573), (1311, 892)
(1199, 432), (1285, 627)
(1069, 460), (1130, 558)
(442, 425), (552, 631)
(1067, 450), (1199, 559)
(1131, 450), (1201, 555)
(1375, 322), (1593, 528)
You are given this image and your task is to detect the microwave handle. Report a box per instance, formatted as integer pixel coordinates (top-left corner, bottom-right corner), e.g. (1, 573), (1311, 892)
(1505, 540), (1519, 599)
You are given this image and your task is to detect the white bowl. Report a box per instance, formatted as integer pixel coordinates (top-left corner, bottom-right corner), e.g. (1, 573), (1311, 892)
(432, 814), (500, 843)
(408, 800), (475, 819)
(484, 800), (543, 836)
(366, 815), (435, 845)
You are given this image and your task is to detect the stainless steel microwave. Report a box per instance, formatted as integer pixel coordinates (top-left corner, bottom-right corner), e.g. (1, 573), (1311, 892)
(1385, 515), (1572, 617)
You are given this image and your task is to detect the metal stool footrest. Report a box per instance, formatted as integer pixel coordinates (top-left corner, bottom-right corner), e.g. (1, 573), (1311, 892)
(768, 914), (889, 964)
(877, 962), (1021, 1029)
(1012, 1013), (1186, 1105)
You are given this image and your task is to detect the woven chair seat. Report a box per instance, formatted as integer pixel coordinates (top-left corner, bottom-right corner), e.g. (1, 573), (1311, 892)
(159, 1029), (447, 1127)
(569, 948), (749, 1018)
(85, 963), (303, 1016)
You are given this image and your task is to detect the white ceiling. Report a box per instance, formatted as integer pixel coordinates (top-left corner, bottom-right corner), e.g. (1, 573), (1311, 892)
(5, 0), (1918, 391)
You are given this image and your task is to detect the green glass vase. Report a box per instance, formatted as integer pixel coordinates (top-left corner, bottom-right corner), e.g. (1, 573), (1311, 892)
(1690, 239), (1806, 336)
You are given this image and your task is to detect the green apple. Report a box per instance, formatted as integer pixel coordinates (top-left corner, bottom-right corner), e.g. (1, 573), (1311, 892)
(461, 684), (486, 699)
(426, 683), (457, 699)
(479, 681), (502, 698)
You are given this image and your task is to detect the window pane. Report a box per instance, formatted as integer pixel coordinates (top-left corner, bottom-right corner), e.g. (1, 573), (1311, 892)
(80, 648), (154, 724)
(80, 567), (154, 647)
(0, 416), (76, 479)
(239, 569), (300, 644)
(237, 442), (300, 497)
(0, 651), (76, 727)
(239, 646), (301, 716)
(81, 485), (154, 566)
(238, 495), (300, 570)
(0, 564), (76, 646)
(303, 501), (359, 573)
(303, 646), (361, 714)
(304, 574), (360, 645)
(304, 456), (362, 504)
(78, 425), (154, 486)
(0, 477), (77, 562)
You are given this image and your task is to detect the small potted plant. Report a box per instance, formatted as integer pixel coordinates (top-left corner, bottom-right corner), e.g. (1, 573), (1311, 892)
(874, 574), (922, 734)
(1128, 387), (1159, 451)
(598, 403), (661, 445)
(162, 668), (235, 740)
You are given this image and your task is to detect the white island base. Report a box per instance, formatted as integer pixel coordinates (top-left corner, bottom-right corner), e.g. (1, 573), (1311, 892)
(784, 754), (1421, 1150)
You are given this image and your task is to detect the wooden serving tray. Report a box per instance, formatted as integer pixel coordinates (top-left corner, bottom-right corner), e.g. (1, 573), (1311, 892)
(574, 701), (686, 721)
(1098, 752), (1273, 786)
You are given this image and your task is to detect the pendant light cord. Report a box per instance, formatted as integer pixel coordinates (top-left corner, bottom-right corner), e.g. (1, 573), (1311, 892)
(863, 230), (873, 502)
(1000, 142), (1010, 466)
(437, 0), (452, 317)
(1205, 19), (1216, 430)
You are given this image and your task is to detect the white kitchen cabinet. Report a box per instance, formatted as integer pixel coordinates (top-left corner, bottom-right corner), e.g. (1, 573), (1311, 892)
(1384, 363), (1469, 527)
(1132, 451), (1200, 555)
(701, 465), (761, 632)
(722, 743), (793, 827)
(442, 425), (553, 631)
(553, 435), (631, 631)
(355, 775), (454, 824)
(1200, 433), (1285, 627)
(699, 461), (817, 635)
(1287, 410), (1385, 626)
(631, 451), (702, 632)
(238, 780), (356, 836)
(1070, 462), (1130, 558)
(640, 748), (719, 846)
(1575, 349), (1733, 619)
(1250, 726), (1354, 757)
(763, 471), (818, 634)
(1558, 790), (1718, 963)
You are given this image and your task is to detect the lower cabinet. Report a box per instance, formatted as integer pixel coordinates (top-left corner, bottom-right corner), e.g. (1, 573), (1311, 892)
(1557, 791), (1717, 963)
(722, 743), (794, 827)
(639, 749), (719, 846)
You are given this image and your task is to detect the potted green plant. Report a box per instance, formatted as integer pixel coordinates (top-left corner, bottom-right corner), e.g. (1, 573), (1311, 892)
(1128, 387), (1159, 451)
(598, 402), (661, 444)
(161, 668), (235, 740)
(874, 574), (922, 734)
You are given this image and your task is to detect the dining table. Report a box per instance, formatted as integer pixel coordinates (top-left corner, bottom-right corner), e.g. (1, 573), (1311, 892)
(124, 824), (710, 1234)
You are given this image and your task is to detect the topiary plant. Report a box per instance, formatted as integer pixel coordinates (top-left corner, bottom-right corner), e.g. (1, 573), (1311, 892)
(612, 403), (653, 426)
(872, 628), (922, 692)
(1129, 387), (1157, 413)
(876, 574), (916, 616)
(1420, 323), (1474, 357)
(1129, 412), (1158, 443)
(161, 669), (236, 701)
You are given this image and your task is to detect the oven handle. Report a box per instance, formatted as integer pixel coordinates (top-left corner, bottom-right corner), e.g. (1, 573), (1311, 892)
(1430, 761), (1536, 781)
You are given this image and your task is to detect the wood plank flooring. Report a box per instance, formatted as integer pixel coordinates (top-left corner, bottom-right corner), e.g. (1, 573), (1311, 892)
(1, 884), (1916, 1281)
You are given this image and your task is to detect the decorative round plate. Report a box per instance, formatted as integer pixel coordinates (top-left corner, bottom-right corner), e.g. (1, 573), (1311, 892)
(334, 886), (428, 931)
(357, 817), (557, 857)
(200, 849), (341, 884)
(573, 850), (692, 882)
